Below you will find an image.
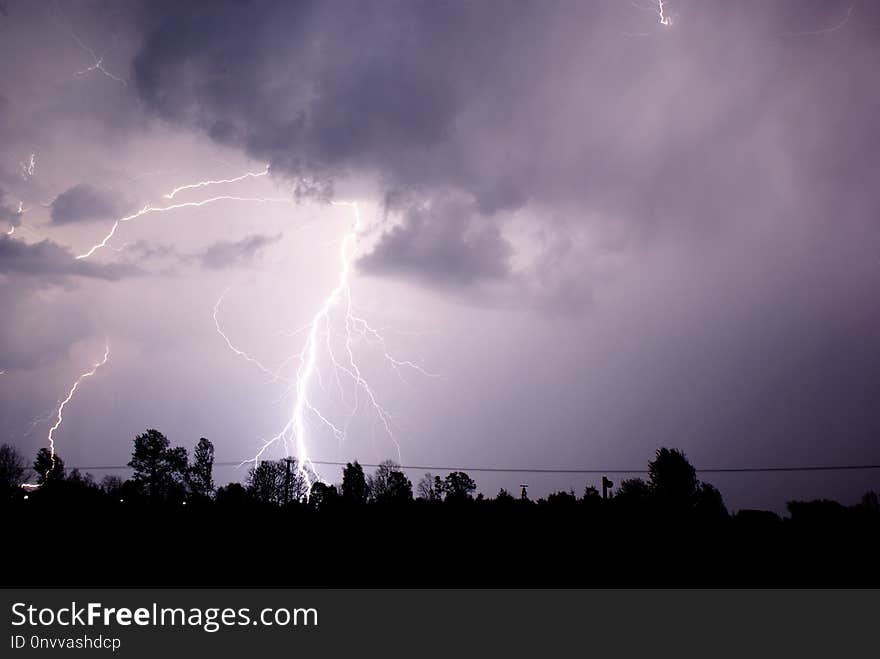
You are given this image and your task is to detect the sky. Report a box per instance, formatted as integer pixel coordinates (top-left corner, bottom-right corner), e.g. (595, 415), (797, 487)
(1, 0), (879, 512)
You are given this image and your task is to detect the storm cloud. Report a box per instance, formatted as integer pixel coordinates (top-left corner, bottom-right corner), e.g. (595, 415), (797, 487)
(199, 233), (282, 269)
(126, 0), (880, 298)
(1, 0), (879, 510)
(0, 234), (139, 282)
(359, 197), (511, 287)
(50, 184), (124, 225)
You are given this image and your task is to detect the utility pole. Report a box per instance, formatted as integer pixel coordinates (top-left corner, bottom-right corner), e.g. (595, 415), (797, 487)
(284, 457), (293, 505)
(602, 475), (614, 500)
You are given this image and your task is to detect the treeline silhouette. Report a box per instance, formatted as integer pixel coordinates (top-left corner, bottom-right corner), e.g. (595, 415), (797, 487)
(1, 431), (878, 586)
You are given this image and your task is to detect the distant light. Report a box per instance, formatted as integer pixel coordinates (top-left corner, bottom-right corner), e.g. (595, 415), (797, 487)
(182, 501), (187, 506)
(23, 495), (29, 500)
(119, 498), (124, 503)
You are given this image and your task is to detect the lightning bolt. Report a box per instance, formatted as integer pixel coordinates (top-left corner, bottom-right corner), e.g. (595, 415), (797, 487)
(213, 288), (292, 383)
(74, 165), (285, 259)
(70, 31), (127, 86)
(164, 166), (270, 199)
(657, 0), (672, 27)
(45, 343), (110, 476)
(221, 201), (436, 498)
(5, 201), (25, 236)
(20, 153), (36, 179)
(783, 3), (856, 37)
(76, 193), (290, 260)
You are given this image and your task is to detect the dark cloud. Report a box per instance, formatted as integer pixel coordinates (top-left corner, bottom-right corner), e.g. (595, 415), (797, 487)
(199, 233), (282, 269)
(0, 234), (138, 282)
(359, 198), (510, 287)
(50, 184), (123, 225)
(128, 0), (880, 298)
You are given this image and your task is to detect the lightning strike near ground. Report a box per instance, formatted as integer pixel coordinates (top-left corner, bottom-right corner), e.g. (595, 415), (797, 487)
(219, 202), (434, 496)
(45, 343), (110, 476)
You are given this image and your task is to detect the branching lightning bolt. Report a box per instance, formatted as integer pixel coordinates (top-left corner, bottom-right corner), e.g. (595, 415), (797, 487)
(76, 169), (289, 259)
(45, 343), (110, 476)
(50, 160), (429, 498)
(71, 32), (127, 86)
(213, 288), (292, 383)
(216, 202), (436, 497)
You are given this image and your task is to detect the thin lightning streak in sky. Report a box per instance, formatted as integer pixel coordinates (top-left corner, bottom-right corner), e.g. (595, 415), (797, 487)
(657, 0), (672, 27)
(213, 288), (292, 383)
(45, 344), (110, 476)
(75, 194), (291, 260)
(5, 201), (25, 235)
(783, 3), (856, 37)
(71, 32), (127, 86)
(20, 153), (35, 179)
(164, 166), (270, 199)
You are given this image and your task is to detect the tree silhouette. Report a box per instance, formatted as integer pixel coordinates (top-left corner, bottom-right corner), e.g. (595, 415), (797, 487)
(100, 475), (124, 498)
(0, 443), (25, 498)
(246, 461), (284, 504)
(33, 447), (64, 484)
(385, 470), (413, 504)
(190, 437), (215, 500)
(308, 482), (340, 510)
(368, 460), (413, 504)
(614, 477), (652, 507)
(342, 461), (368, 505)
(417, 472), (440, 501)
(694, 482), (728, 520)
(215, 482), (248, 507)
(443, 471), (477, 503)
(495, 488), (515, 503)
(546, 490), (577, 507)
(128, 429), (188, 503)
(648, 447), (699, 508)
(367, 460), (396, 502)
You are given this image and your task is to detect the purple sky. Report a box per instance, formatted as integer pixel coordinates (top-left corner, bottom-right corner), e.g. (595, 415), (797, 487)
(1, 0), (879, 511)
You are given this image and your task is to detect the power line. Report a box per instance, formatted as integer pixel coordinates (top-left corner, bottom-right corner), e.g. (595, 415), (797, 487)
(66, 459), (880, 475)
